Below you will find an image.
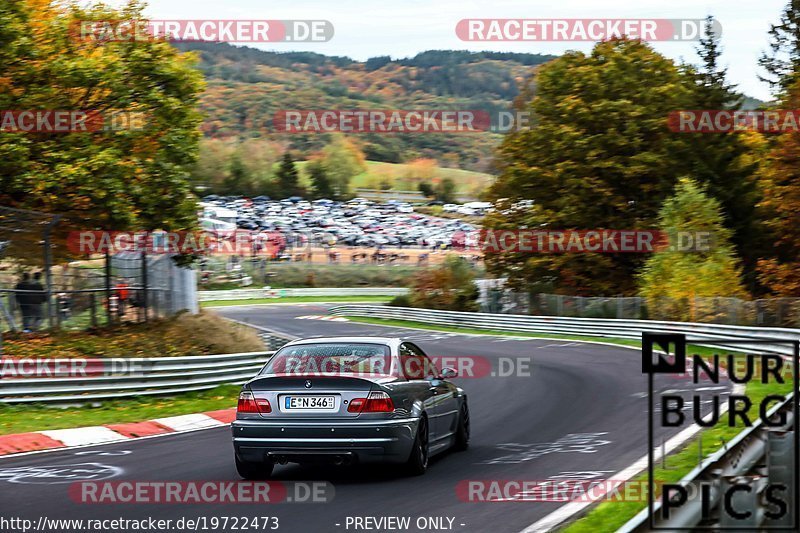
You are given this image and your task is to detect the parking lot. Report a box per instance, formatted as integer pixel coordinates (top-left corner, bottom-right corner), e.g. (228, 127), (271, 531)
(199, 196), (486, 259)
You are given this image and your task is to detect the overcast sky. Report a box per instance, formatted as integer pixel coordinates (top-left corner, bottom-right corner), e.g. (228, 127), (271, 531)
(103, 0), (788, 101)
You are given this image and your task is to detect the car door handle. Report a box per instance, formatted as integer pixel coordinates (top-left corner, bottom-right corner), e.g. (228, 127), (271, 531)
(429, 387), (438, 394)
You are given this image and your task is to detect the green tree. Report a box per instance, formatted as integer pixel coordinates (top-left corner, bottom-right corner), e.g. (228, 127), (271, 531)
(322, 135), (366, 199)
(307, 159), (334, 199)
(192, 138), (279, 196)
(274, 152), (301, 198)
(418, 182), (435, 197)
(684, 15), (762, 291)
(759, 0), (800, 93)
(223, 152), (252, 195)
(0, 0), (204, 245)
(486, 38), (695, 295)
(434, 178), (456, 203)
(638, 178), (746, 321)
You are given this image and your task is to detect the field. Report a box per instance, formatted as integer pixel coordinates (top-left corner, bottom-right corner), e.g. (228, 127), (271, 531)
(293, 160), (494, 197)
(199, 253), (485, 290)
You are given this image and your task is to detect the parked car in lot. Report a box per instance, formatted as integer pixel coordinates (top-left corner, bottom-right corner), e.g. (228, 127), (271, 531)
(200, 195), (483, 251)
(232, 337), (469, 478)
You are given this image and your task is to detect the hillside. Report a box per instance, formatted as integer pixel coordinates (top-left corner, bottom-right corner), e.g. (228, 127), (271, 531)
(174, 43), (556, 172)
(290, 160), (493, 197)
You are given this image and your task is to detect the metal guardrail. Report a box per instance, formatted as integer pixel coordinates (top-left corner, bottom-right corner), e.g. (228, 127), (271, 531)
(0, 351), (273, 403)
(199, 287), (408, 302)
(327, 305), (800, 357)
(619, 393), (796, 532)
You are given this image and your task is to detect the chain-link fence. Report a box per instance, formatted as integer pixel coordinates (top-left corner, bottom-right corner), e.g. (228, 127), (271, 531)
(482, 290), (800, 327)
(1, 254), (197, 333)
(0, 205), (198, 333)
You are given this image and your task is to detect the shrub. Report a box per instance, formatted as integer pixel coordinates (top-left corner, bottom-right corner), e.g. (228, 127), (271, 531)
(388, 294), (411, 307)
(408, 255), (479, 311)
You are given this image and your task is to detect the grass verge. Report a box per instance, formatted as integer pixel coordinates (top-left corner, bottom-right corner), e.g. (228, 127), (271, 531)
(0, 385), (240, 436)
(202, 295), (393, 307)
(2, 311), (265, 358)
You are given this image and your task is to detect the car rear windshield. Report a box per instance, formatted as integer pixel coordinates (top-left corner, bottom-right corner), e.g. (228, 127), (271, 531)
(261, 343), (392, 376)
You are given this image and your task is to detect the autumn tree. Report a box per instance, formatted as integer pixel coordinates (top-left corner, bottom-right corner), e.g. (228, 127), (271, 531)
(322, 135), (367, 199)
(485, 38), (696, 295)
(405, 158), (438, 185)
(750, 3), (800, 296)
(192, 139), (236, 193)
(409, 255), (479, 311)
(638, 178), (746, 321)
(239, 138), (280, 194)
(0, 0), (204, 261)
(756, 81), (800, 296)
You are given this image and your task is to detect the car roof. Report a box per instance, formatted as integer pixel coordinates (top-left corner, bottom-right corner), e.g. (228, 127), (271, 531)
(283, 336), (404, 349)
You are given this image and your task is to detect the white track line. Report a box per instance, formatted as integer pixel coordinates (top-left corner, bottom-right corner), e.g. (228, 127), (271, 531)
(40, 427), (126, 447)
(151, 414), (224, 432)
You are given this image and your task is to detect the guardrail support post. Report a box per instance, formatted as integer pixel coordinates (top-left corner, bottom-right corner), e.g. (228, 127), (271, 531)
(719, 476), (766, 529)
(766, 430), (795, 527)
(698, 436), (703, 463)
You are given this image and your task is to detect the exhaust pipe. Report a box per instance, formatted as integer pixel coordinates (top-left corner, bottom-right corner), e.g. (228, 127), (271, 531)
(333, 455), (344, 466)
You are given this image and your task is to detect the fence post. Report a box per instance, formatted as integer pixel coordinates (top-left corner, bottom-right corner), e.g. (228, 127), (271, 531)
(141, 248), (148, 322)
(90, 293), (97, 328)
(43, 218), (59, 329)
(104, 251), (113, 325)
(168, 259), (175, 315)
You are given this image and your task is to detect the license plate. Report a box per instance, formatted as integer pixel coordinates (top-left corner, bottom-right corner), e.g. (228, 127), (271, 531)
(284, 395), (336, 410)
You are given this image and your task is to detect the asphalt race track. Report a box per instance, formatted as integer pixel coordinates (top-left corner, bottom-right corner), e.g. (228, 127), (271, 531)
(0, 304), (731, 533)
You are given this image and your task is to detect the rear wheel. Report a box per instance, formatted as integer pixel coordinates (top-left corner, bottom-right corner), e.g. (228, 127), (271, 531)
(235, 455), (274, 480)
(454, 402), (470, 451)
(405, 416), (429, 476)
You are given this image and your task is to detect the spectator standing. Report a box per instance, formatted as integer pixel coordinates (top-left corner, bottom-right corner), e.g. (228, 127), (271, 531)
(115, 279), (130, 317)
(13, 273), (34, 332)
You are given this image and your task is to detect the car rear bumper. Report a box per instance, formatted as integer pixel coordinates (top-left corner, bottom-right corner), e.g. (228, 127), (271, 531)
(232, 417), (418, 464)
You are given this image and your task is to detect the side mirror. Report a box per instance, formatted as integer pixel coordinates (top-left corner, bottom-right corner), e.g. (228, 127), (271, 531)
(440, 367), (458, 379)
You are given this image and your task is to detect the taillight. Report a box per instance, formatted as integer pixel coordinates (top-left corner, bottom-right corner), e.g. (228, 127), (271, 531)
(237, 392), (271, 414)
(347, 398), (365, 413)
(347, 391), (394, 413)
(256, 398), (272, 413)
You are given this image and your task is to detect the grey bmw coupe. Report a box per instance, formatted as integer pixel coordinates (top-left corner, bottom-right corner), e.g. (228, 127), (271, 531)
(232, 336), (469, 478)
